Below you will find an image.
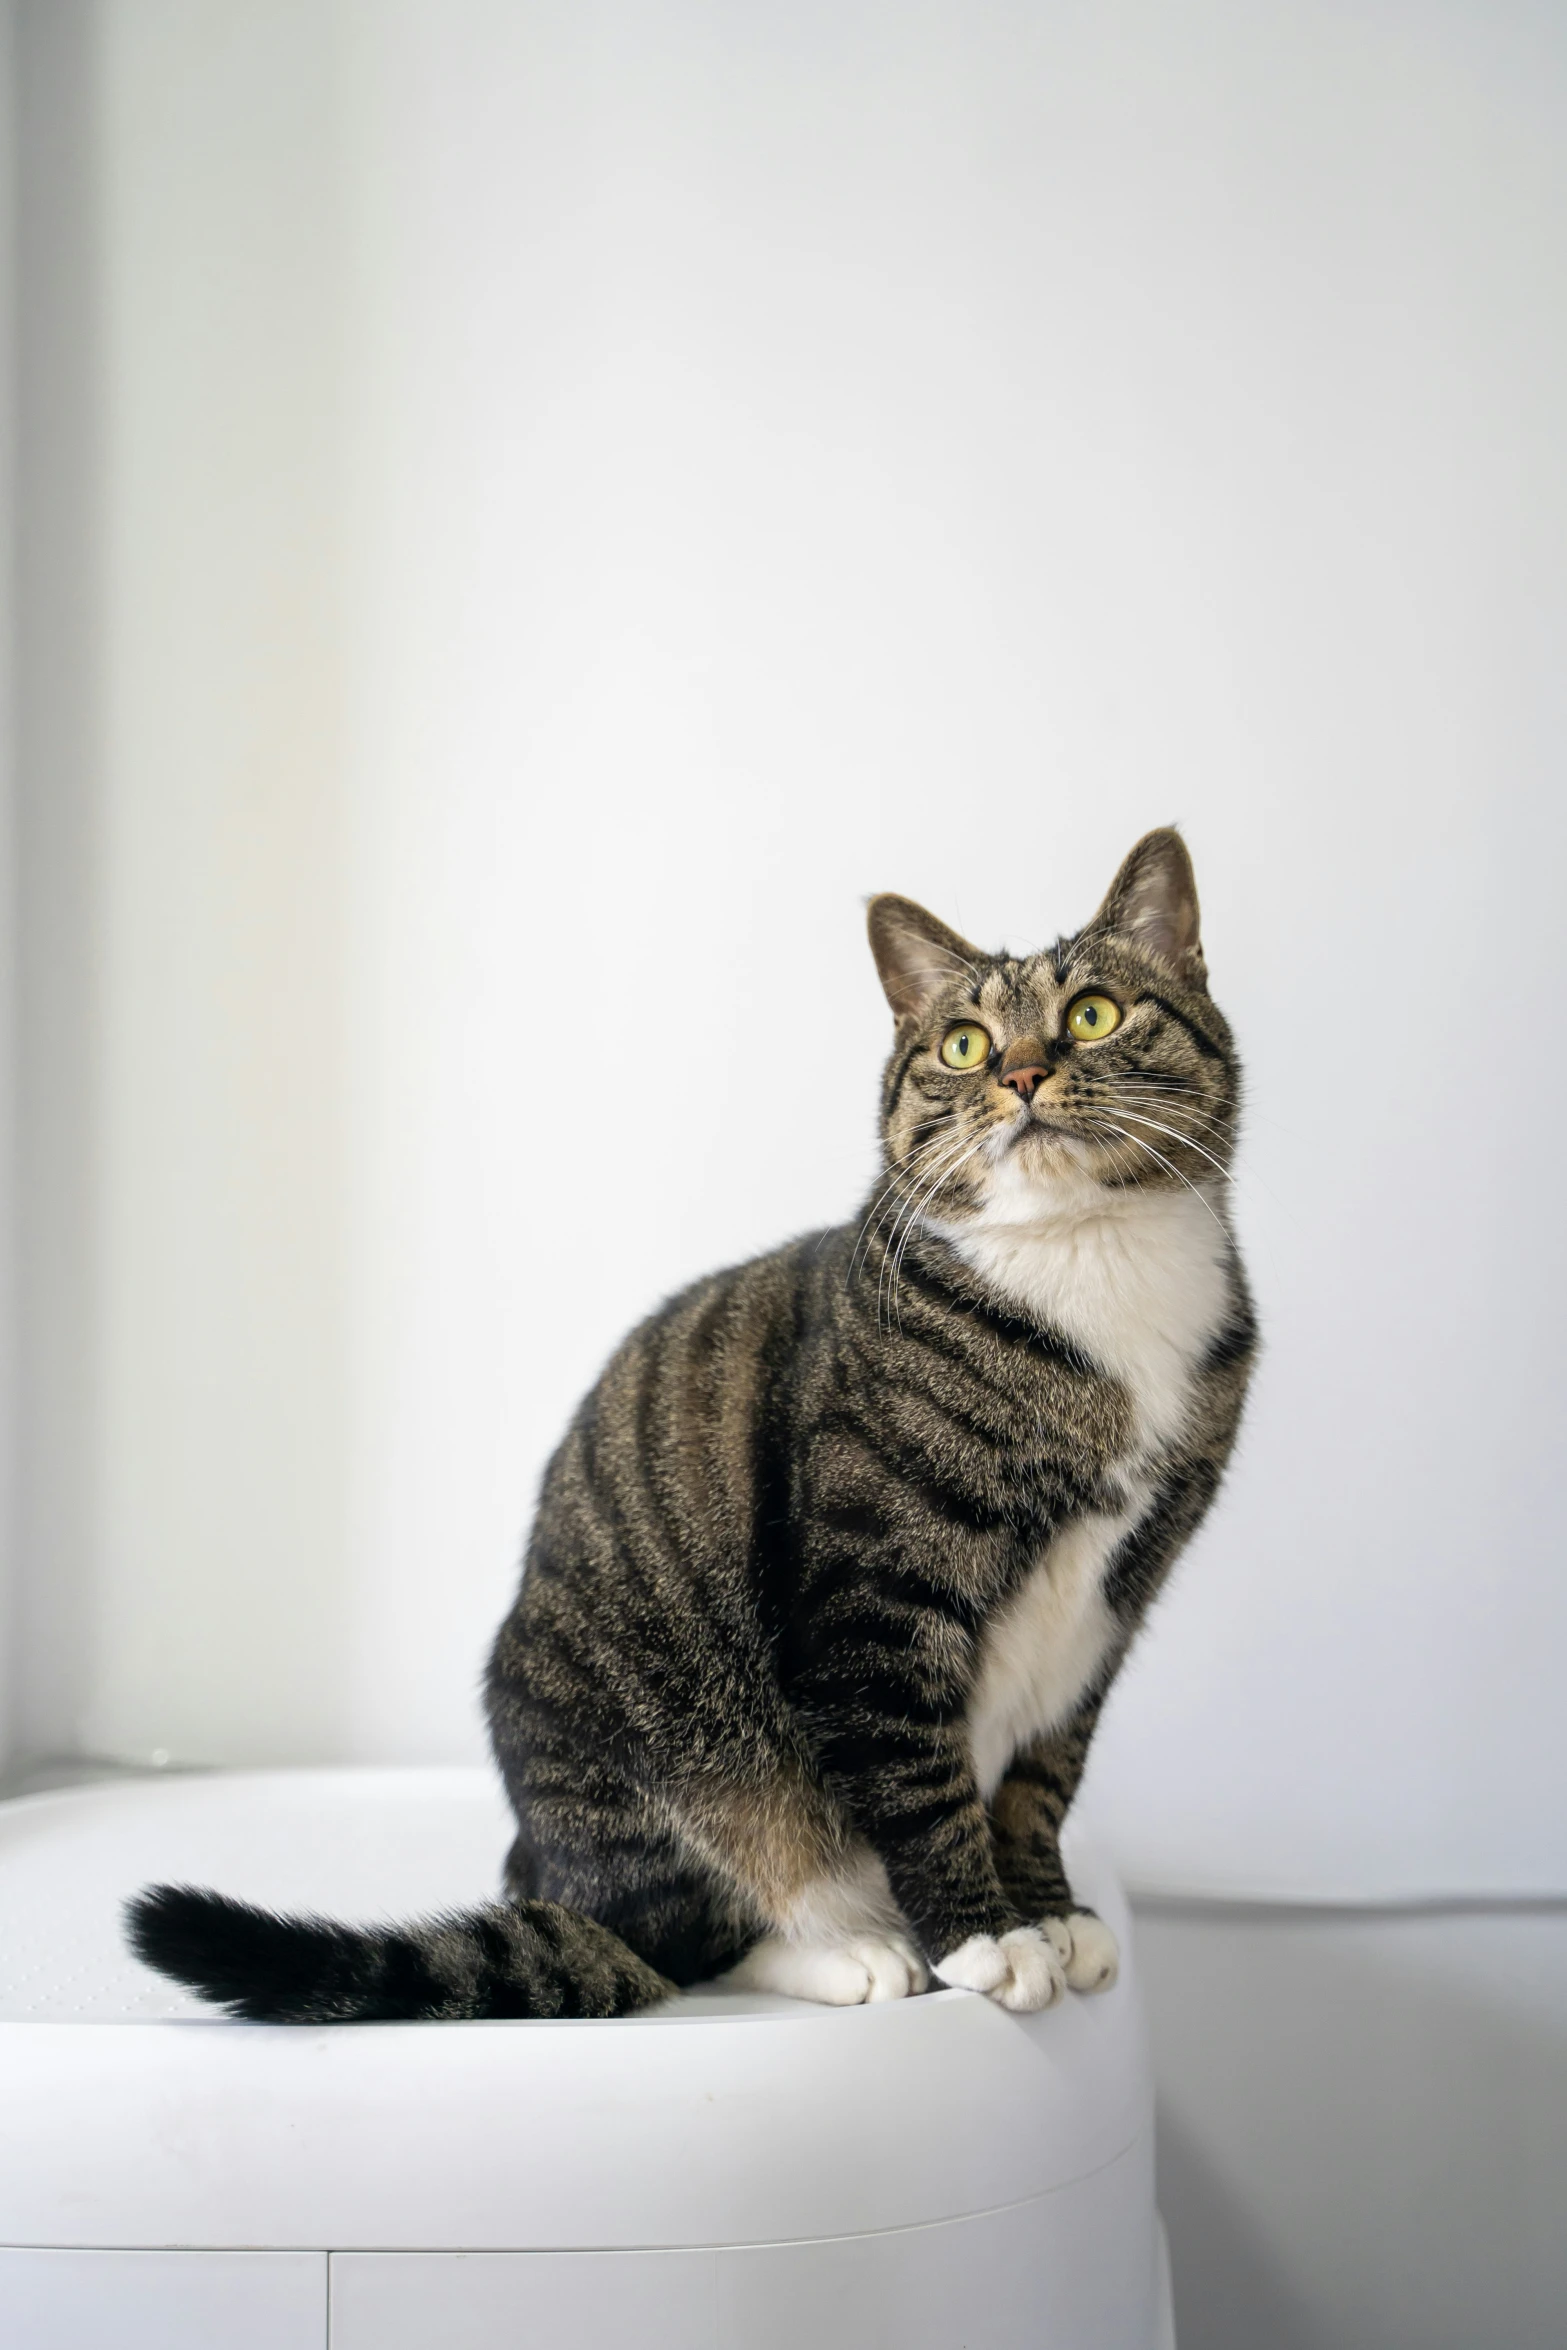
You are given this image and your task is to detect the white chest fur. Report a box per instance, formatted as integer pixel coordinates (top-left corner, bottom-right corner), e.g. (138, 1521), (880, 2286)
(943, 1181), (1232, 1796)
(965, 1497), (1142, 1800)
(945, 1175), (1233, 1455)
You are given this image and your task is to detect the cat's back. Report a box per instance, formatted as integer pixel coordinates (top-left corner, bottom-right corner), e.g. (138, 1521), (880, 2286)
(521, 1224), (849, 1592)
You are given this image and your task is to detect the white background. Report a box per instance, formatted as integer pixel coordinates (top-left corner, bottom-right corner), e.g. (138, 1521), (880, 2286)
(6, 11), (1566, 2345)
(9, 0), (1567, 1911)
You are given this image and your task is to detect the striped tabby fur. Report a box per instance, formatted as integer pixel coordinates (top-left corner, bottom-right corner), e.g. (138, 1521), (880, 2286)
(128, 829), (1254, 2021)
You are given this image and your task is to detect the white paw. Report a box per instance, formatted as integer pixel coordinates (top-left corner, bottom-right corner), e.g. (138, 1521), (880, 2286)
(846, 1934), (929, 2002)
(933, 1925), (1066, 2013)
(727, 1932), (928, 2006)
(1041, 1911), (1120, 1993)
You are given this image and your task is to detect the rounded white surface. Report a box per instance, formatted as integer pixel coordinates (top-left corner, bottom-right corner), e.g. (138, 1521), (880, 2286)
(0, 1768), (1152, 2253)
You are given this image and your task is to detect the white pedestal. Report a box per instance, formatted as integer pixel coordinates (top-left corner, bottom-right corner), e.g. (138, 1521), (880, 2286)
(0, 1768), (1174, 2348)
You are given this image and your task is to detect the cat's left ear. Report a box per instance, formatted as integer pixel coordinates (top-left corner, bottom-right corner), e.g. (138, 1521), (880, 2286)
(1089, 829), (1207, 986)
(866, 894), (985, 1022)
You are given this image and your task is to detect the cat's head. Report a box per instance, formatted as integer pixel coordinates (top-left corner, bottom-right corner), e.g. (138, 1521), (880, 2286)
(867, 829), (1238, 1231)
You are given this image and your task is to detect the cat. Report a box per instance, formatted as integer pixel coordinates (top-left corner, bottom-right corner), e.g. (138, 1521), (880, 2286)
(128, 827), (1254, 2022)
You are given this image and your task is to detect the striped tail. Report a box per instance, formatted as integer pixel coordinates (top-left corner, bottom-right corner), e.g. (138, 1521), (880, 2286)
(124, 1885), (676, 2023)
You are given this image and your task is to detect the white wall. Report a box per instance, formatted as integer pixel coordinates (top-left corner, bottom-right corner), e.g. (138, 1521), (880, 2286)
(0, 1), (14, 1778)
(10, 11), (1566, 2345)
(1134, 1893), (1567, 2350)
(14, 0), (354, 1768)
(13, 1), (1567, 1906)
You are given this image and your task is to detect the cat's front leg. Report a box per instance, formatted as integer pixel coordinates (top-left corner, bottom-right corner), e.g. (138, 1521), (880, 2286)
(989, 1708), (1119, 1995)
(806, 1704), (1068, 2014)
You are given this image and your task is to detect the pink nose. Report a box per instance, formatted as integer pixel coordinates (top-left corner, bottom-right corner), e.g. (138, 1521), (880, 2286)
(1000, 1064), (1049, 1103)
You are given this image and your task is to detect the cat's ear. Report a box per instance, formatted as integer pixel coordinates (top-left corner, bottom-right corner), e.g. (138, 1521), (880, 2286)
(866, 894), (984, 1021)
(1089, 829), (1206, 984)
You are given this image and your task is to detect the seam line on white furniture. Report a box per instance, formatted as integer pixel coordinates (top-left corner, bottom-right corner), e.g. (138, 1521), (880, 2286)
(0, 2135), (1151, 2261)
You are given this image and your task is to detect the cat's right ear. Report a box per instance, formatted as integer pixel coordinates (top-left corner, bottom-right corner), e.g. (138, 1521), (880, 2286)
(866, 895), (984, 1022)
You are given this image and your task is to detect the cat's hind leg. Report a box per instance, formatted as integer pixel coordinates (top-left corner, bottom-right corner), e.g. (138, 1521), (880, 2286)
(503, 1778), (750, 1989)
(720, 1843), (929, 2006)
(726, 1930), (925, 2004)
(657, 1765), (928, 2005)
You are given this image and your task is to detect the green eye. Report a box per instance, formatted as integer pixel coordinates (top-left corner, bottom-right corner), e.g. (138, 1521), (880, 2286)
(940, 1023), (991, 1070)
(1066, 994), (1121, 1043)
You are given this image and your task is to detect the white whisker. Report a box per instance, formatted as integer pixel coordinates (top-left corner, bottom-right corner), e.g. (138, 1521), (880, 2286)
(1091, 1104), (1236, 1185)
(871, 1126), (978, 1327)
(1089, 1119), (1231, 1237)
(850, 1123), (973, 1284)
(885, 1129), (991, 1333)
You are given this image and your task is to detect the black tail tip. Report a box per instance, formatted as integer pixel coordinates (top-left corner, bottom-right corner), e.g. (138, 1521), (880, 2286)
(124, 1882), (325, 2016)
(127, 1881), (241, 1975)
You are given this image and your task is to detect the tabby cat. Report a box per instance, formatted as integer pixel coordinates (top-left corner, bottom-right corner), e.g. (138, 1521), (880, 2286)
(129, 827), (1254, 2022)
